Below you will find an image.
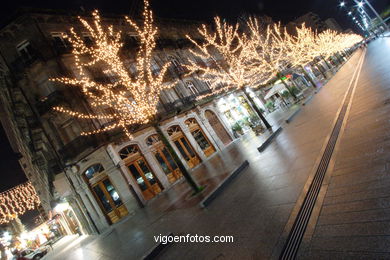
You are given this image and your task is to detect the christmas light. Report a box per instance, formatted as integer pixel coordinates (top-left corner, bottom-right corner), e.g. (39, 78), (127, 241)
(185, 17), (267, 98)
(51, 0), (174, 139)
(0, 182), (40, 224)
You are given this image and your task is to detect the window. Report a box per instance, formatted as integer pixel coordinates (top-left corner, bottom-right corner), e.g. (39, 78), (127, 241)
(151, 60), (160, 75)
(186, 81), (198, 96)
(51, 32), (69, 49)
(82, 32), (93, 46)
(170, 56), (181, 68)
(84, 164), (105, 179)
(16, 41), (35, 63)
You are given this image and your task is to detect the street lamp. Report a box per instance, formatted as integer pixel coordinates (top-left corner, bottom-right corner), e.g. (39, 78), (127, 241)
(348, 11), (352, 15)
(357, 2), (363, 7)
(340, 1), (346, 7)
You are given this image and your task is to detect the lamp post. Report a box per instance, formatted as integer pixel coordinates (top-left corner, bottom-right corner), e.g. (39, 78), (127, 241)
(353, 0), (389, 32)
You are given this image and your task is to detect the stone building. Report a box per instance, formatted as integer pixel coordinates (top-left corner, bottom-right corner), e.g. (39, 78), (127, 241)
(0, 9), (268, 233)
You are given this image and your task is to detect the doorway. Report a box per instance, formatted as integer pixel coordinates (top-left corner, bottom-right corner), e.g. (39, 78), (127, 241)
(119, 145), (163, 201)
(167, 125), (201, 168)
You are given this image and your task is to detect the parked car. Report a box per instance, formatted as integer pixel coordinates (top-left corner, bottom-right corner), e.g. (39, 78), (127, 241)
(16, 246), (50, 260)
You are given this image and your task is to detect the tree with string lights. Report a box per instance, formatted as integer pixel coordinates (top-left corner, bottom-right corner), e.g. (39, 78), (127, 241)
(185, 16), (272, 129)
(283, 24), (320, 87)
(51, 0), (201, 192)
(247, 18), (299, 100)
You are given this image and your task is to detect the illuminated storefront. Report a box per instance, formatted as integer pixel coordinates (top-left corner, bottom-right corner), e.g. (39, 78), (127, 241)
(216, 94), (258, 133)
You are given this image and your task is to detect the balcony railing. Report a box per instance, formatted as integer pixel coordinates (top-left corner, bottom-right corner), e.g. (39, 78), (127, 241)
(58, 135), (100, 161)
(36, 90), (64, 116)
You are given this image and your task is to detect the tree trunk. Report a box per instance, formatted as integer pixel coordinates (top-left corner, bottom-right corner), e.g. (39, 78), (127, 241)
(242, 90), (272, 129)
(321, 55), (332, 69)
(277, 72), (298, 100)
(152, 121), (201, 193)
(300, 65), (316, 88)
(315, 63), (327, 79)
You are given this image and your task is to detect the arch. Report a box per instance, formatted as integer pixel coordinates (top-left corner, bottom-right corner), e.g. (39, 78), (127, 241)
(119, 144), (140, 160)
(146, 134), (160, 146)
(205, 110), (232, 146)
(84, 164), (105, 180)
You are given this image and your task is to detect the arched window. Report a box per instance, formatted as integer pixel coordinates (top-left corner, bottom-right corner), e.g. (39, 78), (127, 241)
(186, 81), (198, 96)
(84, 164), (104, 179)
(119, 145), (140, 159)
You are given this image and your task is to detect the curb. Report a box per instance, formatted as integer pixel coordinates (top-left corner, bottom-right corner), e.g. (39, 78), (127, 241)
(285, 108), (302, 123)
(257, 127), (283, 152)
(200, 160), (249, 208)
(142, 232), (174, 260)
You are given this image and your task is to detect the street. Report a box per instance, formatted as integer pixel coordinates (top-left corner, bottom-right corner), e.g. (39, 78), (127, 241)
(40, 34), (390, 260)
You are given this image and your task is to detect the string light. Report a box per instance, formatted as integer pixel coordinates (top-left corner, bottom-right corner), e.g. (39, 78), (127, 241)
(51, 0), (174, 139)
(185, 17), (268, 98)
(0, 182), (40, 224)
(186, 16), (362, 100)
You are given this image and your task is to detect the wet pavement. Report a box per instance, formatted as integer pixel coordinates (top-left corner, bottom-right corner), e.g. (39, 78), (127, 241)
(42, 38), (389, 260)
(299, 36), (390, 259)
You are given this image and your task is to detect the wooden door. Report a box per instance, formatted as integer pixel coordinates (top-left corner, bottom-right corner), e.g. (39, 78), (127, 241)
(205, 110), (232, 146)
(92, 178), (128, 224)
(154, 147), (183, 183)
(127, 158), (163, 200)
(173, 136), (201, 168)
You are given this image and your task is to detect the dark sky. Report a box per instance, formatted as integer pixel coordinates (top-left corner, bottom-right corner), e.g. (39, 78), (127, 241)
(0, 0), (389, 30)
(0, 124), (27, 192)
(0, 0), (389, 192)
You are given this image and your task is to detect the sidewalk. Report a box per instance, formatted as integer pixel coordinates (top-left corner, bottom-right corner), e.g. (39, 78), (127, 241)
(44, 51), (360, 260)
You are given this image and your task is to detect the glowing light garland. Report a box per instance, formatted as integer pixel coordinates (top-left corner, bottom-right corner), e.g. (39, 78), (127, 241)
(51, 0), (174, 139)
(185, 17), (362, 99)
(185, 17), (269, 99)
(0, 182), (40, 224)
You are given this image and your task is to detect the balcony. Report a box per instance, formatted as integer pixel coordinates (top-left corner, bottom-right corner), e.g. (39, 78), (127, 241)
(58, 135), (100, 162)
(36, 90), (64, 116)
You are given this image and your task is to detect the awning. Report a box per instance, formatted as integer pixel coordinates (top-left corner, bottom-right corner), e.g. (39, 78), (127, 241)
(264, 84), (288, 99)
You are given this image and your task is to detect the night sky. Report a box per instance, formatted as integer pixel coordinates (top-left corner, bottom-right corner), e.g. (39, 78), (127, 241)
(0, 0), (389, 192)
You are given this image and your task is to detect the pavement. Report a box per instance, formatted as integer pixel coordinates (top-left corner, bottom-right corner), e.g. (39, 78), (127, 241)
(41, 38), (390, 260)
(298, 34), (390, 259)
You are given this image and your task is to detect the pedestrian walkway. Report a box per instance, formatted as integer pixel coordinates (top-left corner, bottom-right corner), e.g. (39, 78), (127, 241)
(44, 46), (363, 260)
(298, 33), (390, 259)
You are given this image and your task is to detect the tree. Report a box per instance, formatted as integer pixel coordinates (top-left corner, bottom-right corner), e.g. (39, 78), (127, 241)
(185, 16), (271, 129)
(283, 24), (319, 87)
(51, 0), (201, 192)
(246, 18), (298, 99)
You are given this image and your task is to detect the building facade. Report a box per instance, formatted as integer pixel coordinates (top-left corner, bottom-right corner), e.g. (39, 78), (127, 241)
(0, 9), (273, 233)
(324, 18), (343, 32)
